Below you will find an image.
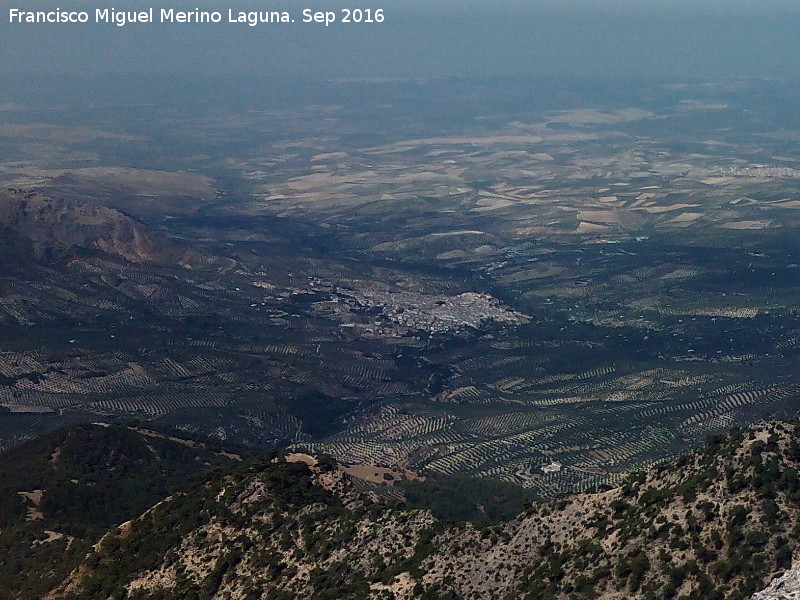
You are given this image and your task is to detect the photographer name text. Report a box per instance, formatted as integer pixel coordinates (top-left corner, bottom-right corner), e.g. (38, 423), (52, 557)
(8, 7), (385, 26)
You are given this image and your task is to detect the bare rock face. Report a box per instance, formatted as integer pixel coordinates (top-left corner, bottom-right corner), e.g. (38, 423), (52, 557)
(0, 190), (186, 264)
(753, 563), (800, 600)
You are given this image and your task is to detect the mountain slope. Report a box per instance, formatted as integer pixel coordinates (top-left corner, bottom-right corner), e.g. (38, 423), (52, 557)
(0, 423), (245, 600)
(45, 420), (800, 600)
(0, 190), (187, 264)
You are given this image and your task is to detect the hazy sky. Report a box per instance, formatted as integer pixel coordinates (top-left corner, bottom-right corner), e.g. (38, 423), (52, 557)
(2, 1), (800, 80)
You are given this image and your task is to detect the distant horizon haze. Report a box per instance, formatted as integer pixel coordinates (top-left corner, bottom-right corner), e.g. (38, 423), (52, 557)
(1, 1), (800, 82)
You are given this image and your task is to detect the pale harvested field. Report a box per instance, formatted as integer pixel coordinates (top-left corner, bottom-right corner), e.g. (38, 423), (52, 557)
(719, 220), (771, 230)
(0, 123), (140, 142)
(546, 108), (653, 125)
(576, 221), (610, 233)
(345, 464), (424, 486)
(641, 203), (701, 214)
(668, 212), (704, 223)
(576, 210), (620, 223)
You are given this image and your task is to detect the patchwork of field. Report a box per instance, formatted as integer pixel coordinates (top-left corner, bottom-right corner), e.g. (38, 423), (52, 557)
(0, 334), (417, 451)
(304, 340), (800, 495)
(0, 249), (442, 449)
(3, 77), (800, 493)
(233, 108), (800, 255)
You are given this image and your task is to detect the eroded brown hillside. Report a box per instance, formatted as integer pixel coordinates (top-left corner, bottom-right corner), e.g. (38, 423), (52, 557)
(0, 190), (187, 264)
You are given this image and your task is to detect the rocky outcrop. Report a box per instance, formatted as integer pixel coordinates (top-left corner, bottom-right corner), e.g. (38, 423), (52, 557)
(753, 562), (800, 600)
(0, 190), (187, 264)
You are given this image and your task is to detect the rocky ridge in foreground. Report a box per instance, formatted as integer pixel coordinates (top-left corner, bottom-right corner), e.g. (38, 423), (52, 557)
(43, 420), (800, 600)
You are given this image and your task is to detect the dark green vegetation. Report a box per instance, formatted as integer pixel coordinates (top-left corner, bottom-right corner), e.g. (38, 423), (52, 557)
(397, 473), (539, 523)
(0, 423), (245, 600)
(40, 420), (800, 600)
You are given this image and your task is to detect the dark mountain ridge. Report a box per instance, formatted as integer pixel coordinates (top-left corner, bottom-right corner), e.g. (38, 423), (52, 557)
(40, 419), (800, 600)
(0, 423), (246, 600)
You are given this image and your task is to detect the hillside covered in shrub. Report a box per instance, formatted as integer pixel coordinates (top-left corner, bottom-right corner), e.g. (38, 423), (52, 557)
(45, 420), (800, 600)
(0, 423), (245, 600)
